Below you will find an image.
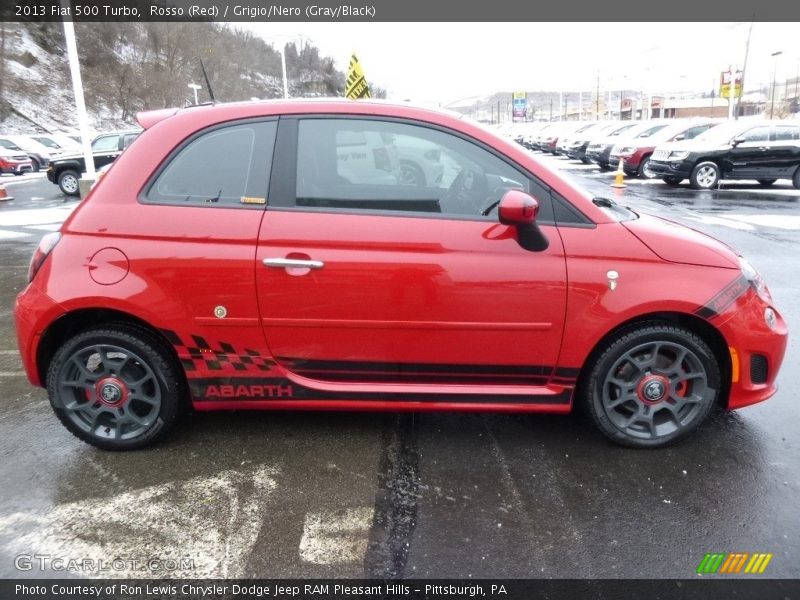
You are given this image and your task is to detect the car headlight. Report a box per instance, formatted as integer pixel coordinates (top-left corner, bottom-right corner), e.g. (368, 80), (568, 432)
(668, 150), (689, 160)
(619, 147), (635, 155)
(740, 257), (771, 303)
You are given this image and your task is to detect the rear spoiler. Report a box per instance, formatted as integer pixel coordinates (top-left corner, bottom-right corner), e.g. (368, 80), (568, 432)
(136, 107), (179, 130)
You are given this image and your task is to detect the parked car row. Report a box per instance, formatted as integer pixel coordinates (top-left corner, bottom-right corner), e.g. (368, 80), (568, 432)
(503, 118), (800, 190)
(46, 129), (141, 195)
(0, 133), (83, 176)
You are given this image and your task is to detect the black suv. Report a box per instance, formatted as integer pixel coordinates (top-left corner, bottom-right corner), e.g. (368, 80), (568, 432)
(648, 120), (800, 189)
(46, 130), (140, 195)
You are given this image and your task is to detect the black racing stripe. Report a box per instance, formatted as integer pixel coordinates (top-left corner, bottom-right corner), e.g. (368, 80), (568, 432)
(158, 328), (183, 346)
(189, 377), (573, 405)
(192, 335), (211, 350)
(279, 357), (552, 377)
(294, 370), (549, 386)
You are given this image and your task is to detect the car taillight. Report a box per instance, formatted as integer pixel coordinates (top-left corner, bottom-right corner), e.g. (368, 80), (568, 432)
(28, 232), (61, 282)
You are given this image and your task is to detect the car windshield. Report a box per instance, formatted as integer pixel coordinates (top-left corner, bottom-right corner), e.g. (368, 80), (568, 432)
(0, 139), (23, 151)
(633, 124), (670, 139)
(33, 137), (59, 149)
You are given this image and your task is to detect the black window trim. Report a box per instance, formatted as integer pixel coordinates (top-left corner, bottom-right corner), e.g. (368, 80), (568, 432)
(138, 116), (279, 211)
(267, 114), (596, 228)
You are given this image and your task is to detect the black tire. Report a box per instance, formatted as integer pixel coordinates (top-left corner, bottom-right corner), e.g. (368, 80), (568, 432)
(58, 169), (80, 196)
(794, 167), (800, 190)
(581, 157), (591, 164)
(46, 324), (185, 450)
(662, 177), (682, 186)
(637, 156), (655, 179)
(30, 158), (41, 172)
(582, 322), (720, 448)
(757, 179), (777, 186)
(598, 163), (611, 172)
(689, 161), (721, 190)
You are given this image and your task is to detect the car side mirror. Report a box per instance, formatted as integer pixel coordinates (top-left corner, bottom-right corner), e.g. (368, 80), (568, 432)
(498, 189), (539, 226)
(497, 190), (548, 252)
(673, 134), (685, 141)
(731, 136), (746, 146)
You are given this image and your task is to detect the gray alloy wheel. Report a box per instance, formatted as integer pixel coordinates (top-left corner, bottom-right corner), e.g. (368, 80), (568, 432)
(58, 170), (80, 196)
(583, 323), (720, 448)
(47, 326), (183, 450)
(690, 161), (721, 190)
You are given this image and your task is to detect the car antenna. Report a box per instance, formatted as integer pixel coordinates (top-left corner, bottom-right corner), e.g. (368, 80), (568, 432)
(200, 59), (216, 103)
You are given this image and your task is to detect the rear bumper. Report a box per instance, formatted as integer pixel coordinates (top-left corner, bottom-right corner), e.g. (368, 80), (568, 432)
(716, 287), (788, 410)
(0, 164), (32, 175)
(15, 280), (66, 387)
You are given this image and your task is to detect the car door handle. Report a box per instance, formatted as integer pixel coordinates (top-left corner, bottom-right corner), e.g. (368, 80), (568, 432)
(263, 258), (325, 269)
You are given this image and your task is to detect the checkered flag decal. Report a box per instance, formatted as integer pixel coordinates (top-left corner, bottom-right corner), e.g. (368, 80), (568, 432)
(159, 329), (275, 373)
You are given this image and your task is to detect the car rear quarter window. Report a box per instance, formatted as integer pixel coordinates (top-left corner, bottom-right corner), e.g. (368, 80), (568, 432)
(772, 126), (800, 141)
(145, 120), (276, 208)
(294, 118), (531, 220)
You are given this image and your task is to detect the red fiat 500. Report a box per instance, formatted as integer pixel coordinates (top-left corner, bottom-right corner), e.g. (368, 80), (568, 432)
(14, 100), (787, 450)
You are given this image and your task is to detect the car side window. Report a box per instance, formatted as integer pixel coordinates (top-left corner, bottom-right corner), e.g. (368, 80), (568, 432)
(295, 119), (528, 219)
(739, 127), (770, 143)
(92, 135), (119, 152)
(122, 133), (139, 149)
(145, 120), (276, 207)
(772, 126), (800, 141)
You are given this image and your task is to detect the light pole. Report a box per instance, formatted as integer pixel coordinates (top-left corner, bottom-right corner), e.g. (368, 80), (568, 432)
(770, 50), (783, 119)
(278, 46), (289, 99)
(188, 83), (201, 105)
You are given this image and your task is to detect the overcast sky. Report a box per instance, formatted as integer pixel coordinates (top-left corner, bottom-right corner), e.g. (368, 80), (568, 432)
(240, 22), (800, 105)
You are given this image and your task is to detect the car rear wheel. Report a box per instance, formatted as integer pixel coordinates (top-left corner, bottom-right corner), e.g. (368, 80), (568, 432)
(638, 156), (656, 179)
(47, 325), (184, 450)
(662, 177), (682, 186)
(58, 169), (80, 196)
(582, 323), (720, 448)
(30, 158), (41, 172)
(689, 161), (721, 190)
(757, 179), (777, 186)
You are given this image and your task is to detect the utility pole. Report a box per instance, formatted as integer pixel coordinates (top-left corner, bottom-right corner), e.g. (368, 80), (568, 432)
(770, 51), (783, 119)
(596, 72), (600, 120)
(549, 98), (553, 122)
(735, 19), (754, 120)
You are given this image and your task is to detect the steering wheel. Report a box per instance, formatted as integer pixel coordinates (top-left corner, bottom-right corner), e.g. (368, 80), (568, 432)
(439, 168), (488, 215)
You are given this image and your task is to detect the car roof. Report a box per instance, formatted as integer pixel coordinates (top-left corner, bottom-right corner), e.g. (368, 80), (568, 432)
(136, 98), (464, 130)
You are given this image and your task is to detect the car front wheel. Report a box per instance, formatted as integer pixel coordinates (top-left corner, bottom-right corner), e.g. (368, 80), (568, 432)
(47, 325), (184, 450)
(690, 161), (721, 190)
(58, 169), (80, 196)
(582, 323), (720, 448)
(638, 156), (656, 179)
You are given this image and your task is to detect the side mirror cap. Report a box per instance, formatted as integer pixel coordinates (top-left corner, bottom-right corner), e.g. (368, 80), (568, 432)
(732, 136), (746, 146)
(498, 190), (539, 226)
(673, 134), (685, 141)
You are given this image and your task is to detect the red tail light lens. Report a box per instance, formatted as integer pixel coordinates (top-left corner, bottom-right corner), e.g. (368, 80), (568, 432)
(27, 232), (61, 282)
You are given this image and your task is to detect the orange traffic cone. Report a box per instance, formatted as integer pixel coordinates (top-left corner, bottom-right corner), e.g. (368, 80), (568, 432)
(0, 183), (14, 202)
(610, 158), (627, 189)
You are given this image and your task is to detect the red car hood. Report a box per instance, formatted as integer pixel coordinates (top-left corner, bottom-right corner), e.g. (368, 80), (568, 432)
(623, 212), (739, 269)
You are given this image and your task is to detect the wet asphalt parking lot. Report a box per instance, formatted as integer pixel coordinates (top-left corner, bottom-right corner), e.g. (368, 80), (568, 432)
(0, 162), (798, 580)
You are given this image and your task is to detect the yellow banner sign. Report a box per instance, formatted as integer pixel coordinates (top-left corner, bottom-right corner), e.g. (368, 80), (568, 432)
(346, 53), (371, 100)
